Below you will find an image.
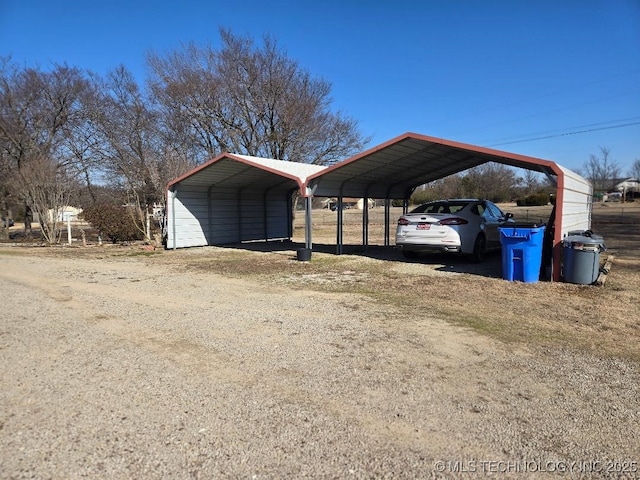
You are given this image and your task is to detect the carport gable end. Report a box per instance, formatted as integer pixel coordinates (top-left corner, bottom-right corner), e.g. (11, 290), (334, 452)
(165, 153), (325, 250)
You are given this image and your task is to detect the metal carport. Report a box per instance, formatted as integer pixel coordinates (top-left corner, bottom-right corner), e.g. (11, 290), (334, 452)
(303, 132), (592, 282)
(166, 154), (325, 249)
(166, 133), (591, 282)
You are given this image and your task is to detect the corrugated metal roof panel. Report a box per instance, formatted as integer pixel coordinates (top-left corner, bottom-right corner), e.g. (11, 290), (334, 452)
(306, 133), (561, 198)
(168, 153), (327, 190)
(231, 154), (326, 180)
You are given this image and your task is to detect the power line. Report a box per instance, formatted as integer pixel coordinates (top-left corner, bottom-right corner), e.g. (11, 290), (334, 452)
(451, 88), (640, 137)
(486, 116), (640, 144)
(488, 121), (640, 147)
(449, 68), (640, 132)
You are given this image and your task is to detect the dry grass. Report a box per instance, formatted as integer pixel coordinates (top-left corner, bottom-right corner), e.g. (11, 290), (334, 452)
(3, 202), (639, 361)
(190, 204), (640, 360)
(137, 202), (638, 361)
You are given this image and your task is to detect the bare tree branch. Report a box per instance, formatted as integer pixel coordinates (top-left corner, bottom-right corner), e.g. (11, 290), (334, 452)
(0, 60), (90, 242)
(582, 146), (621, 192)
(147, 29), (370, 166)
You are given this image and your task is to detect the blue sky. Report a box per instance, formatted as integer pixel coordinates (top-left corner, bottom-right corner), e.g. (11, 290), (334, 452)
(2, 0), (639, 174)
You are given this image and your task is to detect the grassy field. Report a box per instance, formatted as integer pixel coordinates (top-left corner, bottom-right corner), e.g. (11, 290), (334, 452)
(294, 201), (637, 245)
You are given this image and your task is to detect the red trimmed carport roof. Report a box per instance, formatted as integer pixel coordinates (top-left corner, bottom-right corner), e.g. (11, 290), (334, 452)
(167, 153), (326, 191)
(305, 132), (561, 198)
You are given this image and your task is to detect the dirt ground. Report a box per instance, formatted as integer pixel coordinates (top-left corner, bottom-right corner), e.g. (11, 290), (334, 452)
(1, 202), (639, 478)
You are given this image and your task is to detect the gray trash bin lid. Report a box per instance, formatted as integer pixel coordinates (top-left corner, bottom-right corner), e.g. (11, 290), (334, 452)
(563, 234), (605, 251)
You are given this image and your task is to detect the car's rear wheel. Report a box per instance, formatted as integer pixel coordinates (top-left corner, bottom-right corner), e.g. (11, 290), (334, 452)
(471, 234), (486, 263)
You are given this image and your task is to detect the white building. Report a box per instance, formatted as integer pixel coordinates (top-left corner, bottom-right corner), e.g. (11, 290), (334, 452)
(48, 206), (83, 222)
(614, 178), (640, 193)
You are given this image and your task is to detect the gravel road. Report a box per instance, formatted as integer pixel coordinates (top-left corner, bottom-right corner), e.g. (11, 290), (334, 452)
(1, 249), (638, 479)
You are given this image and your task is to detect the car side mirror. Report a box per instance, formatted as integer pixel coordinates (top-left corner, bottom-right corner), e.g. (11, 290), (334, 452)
(505, 212), (514, 219)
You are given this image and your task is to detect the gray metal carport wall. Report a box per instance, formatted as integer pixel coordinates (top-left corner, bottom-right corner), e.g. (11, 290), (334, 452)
(303, 132), (592, 282)
(165, 153), (326, 250)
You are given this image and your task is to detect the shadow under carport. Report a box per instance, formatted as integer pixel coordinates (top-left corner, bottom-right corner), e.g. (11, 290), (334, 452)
(217, 240), (504, 279)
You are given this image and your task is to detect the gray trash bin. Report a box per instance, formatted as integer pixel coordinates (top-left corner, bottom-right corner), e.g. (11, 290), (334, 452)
(562, 232), (605, 285)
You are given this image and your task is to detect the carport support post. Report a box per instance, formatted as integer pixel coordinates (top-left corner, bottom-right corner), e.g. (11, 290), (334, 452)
(304, 195), (312, 250)
(336, 196), (344, 255)
(384, 200), (390, 246)
(171, 186), (177, 250)
(362, 196), (369, 252)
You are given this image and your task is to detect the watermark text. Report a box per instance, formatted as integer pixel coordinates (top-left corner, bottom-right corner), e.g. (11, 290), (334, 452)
(432, 460), (638, 474)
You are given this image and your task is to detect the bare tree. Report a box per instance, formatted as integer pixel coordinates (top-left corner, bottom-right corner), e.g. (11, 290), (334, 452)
(0, 165), (12, 240)
(415, 164), (522, 204)
(521, 169), (542, 194)
(60, 80), (104, 206)
(582, 146), (621, 193)
(458, 163), (518, 202)
(12, 156), (77, 243)
(0, 59), (91, 242)
(423, 175), (464, 200)
(88, 66), (162, 240)
(147, 29), (370, 165)
(629, 158), (640, 180)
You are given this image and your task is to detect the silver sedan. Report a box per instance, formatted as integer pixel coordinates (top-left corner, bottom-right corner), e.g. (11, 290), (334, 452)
(395, 199), (514, 262)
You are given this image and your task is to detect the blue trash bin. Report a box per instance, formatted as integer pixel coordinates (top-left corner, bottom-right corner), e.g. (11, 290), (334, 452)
(499, 224), (546, 283)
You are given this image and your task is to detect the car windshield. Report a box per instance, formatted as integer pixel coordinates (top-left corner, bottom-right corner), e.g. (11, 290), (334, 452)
(410, 201), (469, 214)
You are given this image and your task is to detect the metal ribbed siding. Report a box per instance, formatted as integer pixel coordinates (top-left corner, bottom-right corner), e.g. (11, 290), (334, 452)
(166, 154), (323, 250)
(555, 165), (593, 238)
(167, 186), (208, 249)
(167, 185), (293, 249)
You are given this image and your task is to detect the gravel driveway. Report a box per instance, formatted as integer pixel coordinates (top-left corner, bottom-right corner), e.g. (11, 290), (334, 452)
(1, 249), (638, 479)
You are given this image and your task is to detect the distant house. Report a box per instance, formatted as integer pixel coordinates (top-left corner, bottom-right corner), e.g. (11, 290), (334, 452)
(48, 206), (83, 222)
(324, 197), (374, 210)
(614, 178), (640, 194)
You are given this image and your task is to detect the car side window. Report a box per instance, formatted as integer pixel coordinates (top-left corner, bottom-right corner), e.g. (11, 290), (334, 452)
(486, 203), (503, 218)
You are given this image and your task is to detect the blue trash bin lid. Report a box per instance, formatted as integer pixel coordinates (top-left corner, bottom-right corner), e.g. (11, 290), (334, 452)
(499, 224), (545, 237)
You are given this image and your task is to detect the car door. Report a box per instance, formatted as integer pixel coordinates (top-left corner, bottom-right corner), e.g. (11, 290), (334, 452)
(482, 201), (504, 248)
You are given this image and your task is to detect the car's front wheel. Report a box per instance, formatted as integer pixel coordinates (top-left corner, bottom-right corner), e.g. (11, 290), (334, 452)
(471, 234), (486, 263)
